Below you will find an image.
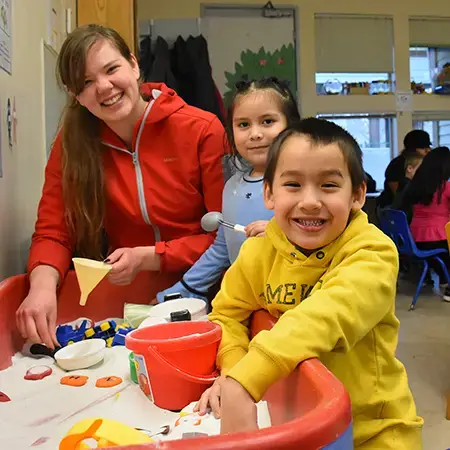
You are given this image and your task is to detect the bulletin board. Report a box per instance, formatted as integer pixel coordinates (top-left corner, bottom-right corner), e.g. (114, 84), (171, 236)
(201, 6), (298, 107)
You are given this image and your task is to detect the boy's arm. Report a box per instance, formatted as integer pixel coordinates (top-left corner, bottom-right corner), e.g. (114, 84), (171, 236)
(156, 226), (230, 303)
(227, 238), (399, 402)
(209, 242), (263, 374)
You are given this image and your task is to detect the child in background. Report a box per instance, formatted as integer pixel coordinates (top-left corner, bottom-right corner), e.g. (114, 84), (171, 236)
(399, 146), (450, 298)
(156, 77), (300, 303)
(198, 119), (423, 448)
(391, 151), (424, 211)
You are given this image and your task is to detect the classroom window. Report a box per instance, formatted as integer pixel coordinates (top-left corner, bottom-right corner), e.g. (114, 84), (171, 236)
(315, 14), (393, 95)
(316, 73), (391, 95)
(319, 114), (393, 189)
(413, 120), (450, 147)
(409, 18), (450, 94)
(409, 47), (434, 92)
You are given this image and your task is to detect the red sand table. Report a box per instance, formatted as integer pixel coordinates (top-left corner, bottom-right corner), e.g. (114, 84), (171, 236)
(0, 271), (353, 449)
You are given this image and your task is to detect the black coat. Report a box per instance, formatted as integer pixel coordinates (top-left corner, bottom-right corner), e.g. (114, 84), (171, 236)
(148, 36), (178, 91)
(139, 35), (153, 82)
(171, 36), (196, 106)
(183, 35), (224, 122)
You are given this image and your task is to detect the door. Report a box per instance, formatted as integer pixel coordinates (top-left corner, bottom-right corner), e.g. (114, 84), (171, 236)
(77, 0), (136, 51)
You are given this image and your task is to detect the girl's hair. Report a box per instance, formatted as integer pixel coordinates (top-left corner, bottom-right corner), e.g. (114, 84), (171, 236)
(264, 118), (365, 191)
(224, 77), (300, 170)
(56, 24), (133, 259)
(403, 146), (450, 206)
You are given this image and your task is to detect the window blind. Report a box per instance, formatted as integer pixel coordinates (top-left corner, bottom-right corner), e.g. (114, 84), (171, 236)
(410, 17), (450, 48)
(315, 14), (394, 73)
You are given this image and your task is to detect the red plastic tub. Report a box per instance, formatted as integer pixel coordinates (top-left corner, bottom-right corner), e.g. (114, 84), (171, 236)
(126, 321), (221, 410)
(0, 271), (352, 449)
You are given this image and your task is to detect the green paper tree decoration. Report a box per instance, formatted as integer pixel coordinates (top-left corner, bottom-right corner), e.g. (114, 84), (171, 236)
(223, 44), (297, 107)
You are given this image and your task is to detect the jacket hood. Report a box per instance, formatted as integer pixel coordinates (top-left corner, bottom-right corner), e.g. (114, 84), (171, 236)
(140, 82), (185, 123)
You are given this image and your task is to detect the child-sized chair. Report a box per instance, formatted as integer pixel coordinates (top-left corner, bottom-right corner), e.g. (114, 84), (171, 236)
(379, 209), (450, 310)
(445, 222), (450, 251)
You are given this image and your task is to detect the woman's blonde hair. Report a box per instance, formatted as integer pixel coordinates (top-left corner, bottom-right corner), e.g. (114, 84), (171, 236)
(56, 25), (133, 259)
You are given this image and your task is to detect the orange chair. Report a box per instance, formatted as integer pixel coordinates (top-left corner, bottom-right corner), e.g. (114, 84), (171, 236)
(445, 222), (450, 251)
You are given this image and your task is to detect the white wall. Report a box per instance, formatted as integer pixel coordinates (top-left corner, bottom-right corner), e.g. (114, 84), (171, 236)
(0, 0), (74, 281)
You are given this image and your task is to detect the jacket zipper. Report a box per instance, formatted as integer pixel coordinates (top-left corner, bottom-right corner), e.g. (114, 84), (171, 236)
(102, 99), (161, 242)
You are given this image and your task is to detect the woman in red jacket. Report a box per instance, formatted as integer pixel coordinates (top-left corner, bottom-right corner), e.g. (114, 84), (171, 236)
(16, 25), (225, 348)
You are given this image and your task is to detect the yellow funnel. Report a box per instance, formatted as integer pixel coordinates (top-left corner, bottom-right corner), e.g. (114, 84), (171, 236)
(72, 258), (112, 306)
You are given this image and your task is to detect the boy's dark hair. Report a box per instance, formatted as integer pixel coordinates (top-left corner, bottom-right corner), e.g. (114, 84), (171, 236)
(404, 151), (424, 170)
(264, 118), (365, 191)
(403, 146), (450, 206)
(224, 77), (300, 170)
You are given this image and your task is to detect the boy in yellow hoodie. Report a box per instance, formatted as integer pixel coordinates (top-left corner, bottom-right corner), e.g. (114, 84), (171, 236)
(196, 118), (423, 448)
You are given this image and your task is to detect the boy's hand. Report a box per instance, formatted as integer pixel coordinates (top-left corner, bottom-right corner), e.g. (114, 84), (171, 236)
(245, 220), (269, 238)
(194, 375), (226, 418)
(220, 377), (258, 435)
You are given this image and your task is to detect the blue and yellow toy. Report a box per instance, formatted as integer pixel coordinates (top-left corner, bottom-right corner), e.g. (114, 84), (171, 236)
(56, 320), (90, 347)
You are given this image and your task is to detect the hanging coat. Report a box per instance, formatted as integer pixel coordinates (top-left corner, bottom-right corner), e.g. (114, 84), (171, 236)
(148, 36), (178, 91)
(171, 36), (196, 106)
(185, 35), (224, 123)
(139, 35), (153, 82)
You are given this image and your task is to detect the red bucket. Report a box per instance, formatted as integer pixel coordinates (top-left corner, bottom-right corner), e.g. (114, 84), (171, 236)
(125, 321), (222, 411)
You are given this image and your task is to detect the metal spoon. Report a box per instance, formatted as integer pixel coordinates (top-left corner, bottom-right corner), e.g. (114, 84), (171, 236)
(201, 211), (246, 234)
(136, 424), (171, 438)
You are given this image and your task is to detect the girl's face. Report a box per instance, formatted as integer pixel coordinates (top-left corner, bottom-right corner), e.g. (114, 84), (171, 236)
(76, 39), (142, 126)
(232, 90), (288, 177)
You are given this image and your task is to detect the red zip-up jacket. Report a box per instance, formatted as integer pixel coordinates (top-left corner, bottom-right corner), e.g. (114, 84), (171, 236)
(28, 83), (225, 298)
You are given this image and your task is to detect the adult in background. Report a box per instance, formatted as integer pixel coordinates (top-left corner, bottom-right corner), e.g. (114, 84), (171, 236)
(378, 129), (431, 208)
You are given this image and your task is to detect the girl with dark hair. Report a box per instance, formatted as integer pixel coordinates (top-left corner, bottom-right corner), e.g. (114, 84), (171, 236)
(400, 146), (450, 298)
(157, 77), (300, 302)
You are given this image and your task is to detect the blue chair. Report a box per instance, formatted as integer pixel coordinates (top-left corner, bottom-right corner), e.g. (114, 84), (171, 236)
(379, 208), (450, 310)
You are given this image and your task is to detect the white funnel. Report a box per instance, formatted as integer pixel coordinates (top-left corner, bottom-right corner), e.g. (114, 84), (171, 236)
(72, 258), (112, 306)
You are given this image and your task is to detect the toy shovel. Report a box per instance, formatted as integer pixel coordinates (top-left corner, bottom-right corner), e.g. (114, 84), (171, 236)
(72, 258), (112, 306)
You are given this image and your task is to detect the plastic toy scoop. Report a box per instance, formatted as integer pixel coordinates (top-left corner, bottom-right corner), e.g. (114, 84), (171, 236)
(72, 258), (112, 306)
(59, 417), (153, 448)
(201, 212), (246, 234)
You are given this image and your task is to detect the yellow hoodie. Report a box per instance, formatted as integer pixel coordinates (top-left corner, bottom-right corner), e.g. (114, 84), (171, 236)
(209, 211), (423, 449)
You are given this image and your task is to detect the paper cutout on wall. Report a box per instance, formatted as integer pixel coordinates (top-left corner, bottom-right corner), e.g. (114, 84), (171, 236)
(223, 44), (296, 107)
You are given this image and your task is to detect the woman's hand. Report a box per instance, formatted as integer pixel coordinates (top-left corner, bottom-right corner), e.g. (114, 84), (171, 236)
(106, 246), (161, 285)
(219, 377), (258, 435)
(106, 247), (145, 285)
(194, 375), (226, 418)
(245, 220), (269, 238)
(16, 266), (60, 349)
(16, 287), (59, 349)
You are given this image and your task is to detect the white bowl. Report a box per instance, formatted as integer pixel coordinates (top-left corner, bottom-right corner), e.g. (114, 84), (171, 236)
(149, 298), (207, 322)
(55, 339), (106, 371)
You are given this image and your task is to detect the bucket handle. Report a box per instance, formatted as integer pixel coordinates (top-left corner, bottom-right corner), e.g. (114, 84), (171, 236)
(147, 345), (218, 384)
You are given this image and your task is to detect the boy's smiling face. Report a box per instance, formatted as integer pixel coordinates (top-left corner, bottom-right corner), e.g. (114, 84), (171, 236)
(264, 134), (366, 253)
